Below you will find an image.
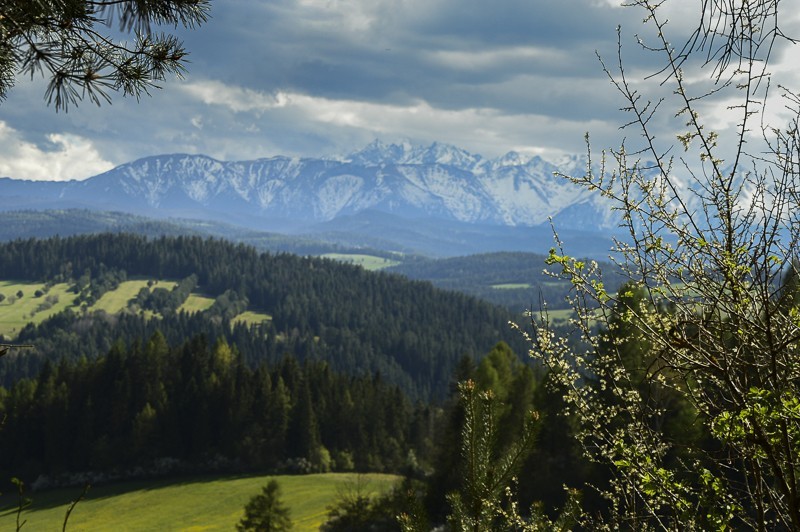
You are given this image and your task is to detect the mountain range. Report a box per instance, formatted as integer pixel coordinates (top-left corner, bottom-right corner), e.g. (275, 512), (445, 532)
(0, 141), (622, 257)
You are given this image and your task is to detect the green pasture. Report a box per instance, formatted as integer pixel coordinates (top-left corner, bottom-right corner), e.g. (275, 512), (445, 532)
(544, 308), (575, 324)
(92, 280), (158, 314)
(233, 310), (273, 326)
(540, 280), (568, 288)
(491, 283), (532, 290)
(179, 293), (216, 313)
(538, 308), (606, 327)
(0, 277), (271, 339)
(0, 281), (76, 338)
(321, 253), (400, 271)
(0, 472), (398, 531)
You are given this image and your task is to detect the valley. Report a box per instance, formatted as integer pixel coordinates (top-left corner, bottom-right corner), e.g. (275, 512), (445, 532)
(0, 232), (595, 528)
(0, 150), (626, 530)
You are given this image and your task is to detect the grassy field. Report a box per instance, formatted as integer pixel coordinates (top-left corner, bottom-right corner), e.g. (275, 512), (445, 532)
(233, 310), (273, 326)
(544, 308), (575, 324)
(0, 277), (274, 340)
(0, 281), (77, 338)
(491, 283), (532, 290)
(539, 308), (606, 327)
(321, 253), (400, 271)
(179, 293), (216, 313)
(0, 473), (398, 531)
(92, 280), (157, 314)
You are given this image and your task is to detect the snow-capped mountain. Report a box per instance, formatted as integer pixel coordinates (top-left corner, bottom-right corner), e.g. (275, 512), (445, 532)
(0, 141), (619, 231)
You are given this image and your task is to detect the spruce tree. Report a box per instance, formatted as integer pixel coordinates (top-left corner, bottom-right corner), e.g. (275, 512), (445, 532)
(237, 480), (292, 532)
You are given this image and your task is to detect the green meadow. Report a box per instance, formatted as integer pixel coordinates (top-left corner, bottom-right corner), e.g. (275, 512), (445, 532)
(321, 253), (400, 271)
(544, 308), (575, 325)
(491, 283), (532, 290)
(233, 310), (273, 326)
(0, 473), (398, 531)
(0, 278), (273, 340)
(92, 280), (158, 313)
(0, 281), (76, 338)
(179, 293), (217, 313)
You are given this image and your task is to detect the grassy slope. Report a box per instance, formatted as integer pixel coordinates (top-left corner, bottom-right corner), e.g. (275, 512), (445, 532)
(0, 252), (562, 337)
(181, 293), (216, 313)
(321, 253), (400, 271)
(0, 281), (76, 337)
(0, 279), (273, 339)
(233, 310), (273, 326)
(491, 283), (532, 289)
(0, 473), (398, 531)
(92, 280), (156, 313)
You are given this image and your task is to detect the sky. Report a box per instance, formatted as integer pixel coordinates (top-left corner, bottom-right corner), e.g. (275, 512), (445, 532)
(1, 0), (799, 181)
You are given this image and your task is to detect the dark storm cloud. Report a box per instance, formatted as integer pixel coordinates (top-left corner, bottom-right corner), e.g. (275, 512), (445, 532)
(174, 0), (630, 103)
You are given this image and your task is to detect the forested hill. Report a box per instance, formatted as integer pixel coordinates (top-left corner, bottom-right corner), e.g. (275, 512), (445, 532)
(387, 252), (627, 312)
(0, 234), (528, 399)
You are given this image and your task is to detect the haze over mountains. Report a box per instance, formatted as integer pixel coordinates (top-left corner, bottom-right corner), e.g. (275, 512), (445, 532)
(0, 141), (622, 257)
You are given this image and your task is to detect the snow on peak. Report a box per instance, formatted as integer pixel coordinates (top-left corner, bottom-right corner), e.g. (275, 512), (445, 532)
(407, 142), (482, 168)
(51, 142), (619, 230)
(493, 151), (532, 167)
(346, 140), (410, 166)
(346, 140), (482, 169)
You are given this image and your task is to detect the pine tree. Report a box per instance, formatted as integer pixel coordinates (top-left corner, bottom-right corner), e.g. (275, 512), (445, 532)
(0, 0), (210, 110)
(237, 479), (292, 532)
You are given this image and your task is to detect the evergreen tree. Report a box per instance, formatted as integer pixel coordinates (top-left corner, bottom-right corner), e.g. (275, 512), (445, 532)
(237, 479), (292, 532)
(0, 0), (210, 109)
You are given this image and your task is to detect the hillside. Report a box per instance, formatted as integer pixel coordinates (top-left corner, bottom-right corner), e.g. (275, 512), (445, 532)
(0, 233), (528, 399)
(0, 209), (345, 256)
(0, 210), (623, 314)
(0, 207), (617, 259)
(387, 251), (627, 312)
(0, 473), (398, 531)
(0, 234), (595, 524)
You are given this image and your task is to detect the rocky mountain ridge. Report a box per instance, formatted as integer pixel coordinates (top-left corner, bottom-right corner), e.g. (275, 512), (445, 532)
(0, 140), (618, 231)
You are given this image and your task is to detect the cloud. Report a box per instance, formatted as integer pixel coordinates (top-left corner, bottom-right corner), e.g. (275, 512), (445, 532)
(180, 80), (290, 114)
(178, 0), (631, 103)
(423, 46), (570, 75)
(0, 121), (114, 181)
(180, 79), (615, 159)
(1, 0), (644, 169)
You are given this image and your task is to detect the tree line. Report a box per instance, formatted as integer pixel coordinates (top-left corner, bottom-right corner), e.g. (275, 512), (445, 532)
(0, 332), (428, 487)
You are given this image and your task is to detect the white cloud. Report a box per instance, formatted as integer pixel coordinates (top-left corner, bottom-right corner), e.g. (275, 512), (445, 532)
(180, 80), (290, 114)
(181, 79), (613, 159)
(0, 121), (114, 181)
(425, 46), (566, 71)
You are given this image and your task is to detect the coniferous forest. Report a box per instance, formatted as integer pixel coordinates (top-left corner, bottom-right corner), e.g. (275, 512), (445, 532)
(0, 233), (588, 523)
(0, 233), (526, 398)
(1, 226), (786, 529)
